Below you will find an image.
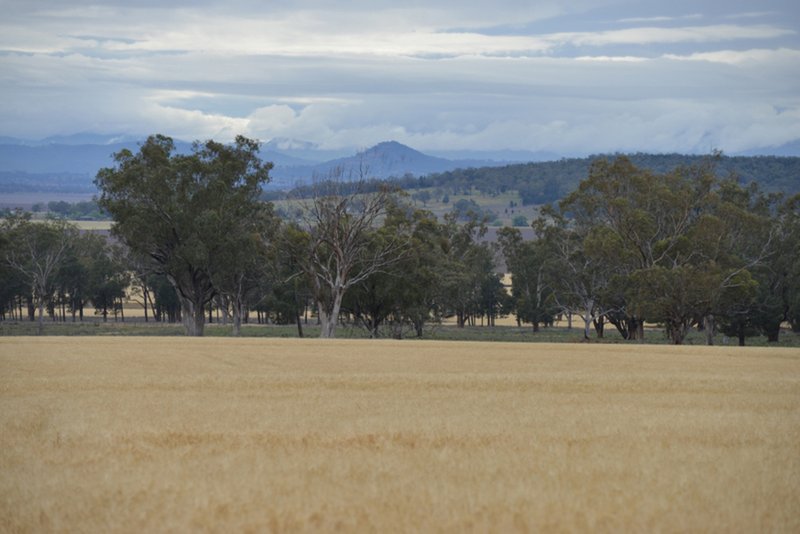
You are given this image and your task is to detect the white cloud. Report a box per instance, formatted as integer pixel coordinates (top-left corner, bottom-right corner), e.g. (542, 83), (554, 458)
(663, 48), (800, 65)
(725, 11), (777, 20)
(574, 55), (649, 62)
(0, 0), (798, 155)
(553, 24), (794, 48)
(618, 14), (703, 24)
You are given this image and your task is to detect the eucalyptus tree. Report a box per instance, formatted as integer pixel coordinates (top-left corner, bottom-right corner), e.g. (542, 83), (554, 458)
(783, 195), (800, 333)
(288, 179), (407, 338)
(496, 226), (556, 332)
(211, 203), (279, 336)
(344, 200), (448, 338)
(558, 156), (722, 343)
(96, 134), (273, 336)
(530, 209), (620, 339)
(703, 179), (780, 344)
(439, 214), (502, 328)
(88, 243), (130, 322)
(2, 214), (77, 334)
(557, 155), (782, 344)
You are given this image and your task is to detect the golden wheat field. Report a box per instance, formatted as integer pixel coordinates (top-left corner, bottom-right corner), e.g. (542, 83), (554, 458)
(1, 337), (799, 533)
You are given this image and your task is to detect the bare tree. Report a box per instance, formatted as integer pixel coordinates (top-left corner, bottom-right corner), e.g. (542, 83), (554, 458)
(290, 175), (406, 338)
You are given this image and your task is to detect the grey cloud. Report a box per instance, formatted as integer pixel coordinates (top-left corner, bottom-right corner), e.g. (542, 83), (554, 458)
(0, 0), (798, 155)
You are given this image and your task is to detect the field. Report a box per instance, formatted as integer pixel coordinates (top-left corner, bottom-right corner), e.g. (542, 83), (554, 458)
(1, 338), (799, 532)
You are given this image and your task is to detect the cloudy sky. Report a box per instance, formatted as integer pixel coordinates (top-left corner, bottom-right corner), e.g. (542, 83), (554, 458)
(1, 0), (799, 155)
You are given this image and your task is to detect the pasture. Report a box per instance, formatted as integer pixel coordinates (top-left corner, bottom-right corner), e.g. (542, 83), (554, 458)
(1, 337), (799, 532)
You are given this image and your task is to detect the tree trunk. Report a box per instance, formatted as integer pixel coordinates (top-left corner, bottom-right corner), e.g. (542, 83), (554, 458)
(593, 316), (605, 338)
(318, 289), (343, 338)
(704, 315), (715, 346)
(142, 286), (149, 322)
(582, 305), (593, 339)
(764, 321), (780, 342)
(190, 306), (206, 337)
(414, 319), (424, 338)
(231, 301), (242, 337)
(738, 325), (746, 347)
(668, 320), (690, 345)
(179, 295), (206, 337)
(295, 311), (304, 338)
(37, 298), (44, 336)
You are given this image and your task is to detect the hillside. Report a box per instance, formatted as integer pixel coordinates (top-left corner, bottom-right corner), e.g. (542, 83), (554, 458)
(401, 153), (800, 206)
(1, 135), (798, 205)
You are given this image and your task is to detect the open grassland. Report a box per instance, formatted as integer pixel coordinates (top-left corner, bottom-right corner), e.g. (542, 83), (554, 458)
(1, 338), (799, 532)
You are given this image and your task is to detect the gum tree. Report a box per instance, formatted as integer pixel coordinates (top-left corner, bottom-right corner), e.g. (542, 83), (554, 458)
(288, 179), (406, 338)
(96, 134), (273, 336)
(3, 215), (76, 335)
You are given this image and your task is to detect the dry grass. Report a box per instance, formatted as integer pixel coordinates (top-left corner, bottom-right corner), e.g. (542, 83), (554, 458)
(1, 338), (799, 533)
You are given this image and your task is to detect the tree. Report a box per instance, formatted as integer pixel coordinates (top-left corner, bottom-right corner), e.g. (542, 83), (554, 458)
(0, 215), (31, 321)
(88, 244), (130, 322)
(95, 134), (273, 336)
(553, 155), (780, 345)
(58, 232), (106, 322)
(706, 179), (781, 344)
(288, 179), (406, 338)
(439, 214), (502, 328)
(3, 215), (76, 335)
(211, 205), (278, 336)
(344, 200), (449, 338)
(782, 195), (800, 332)
(528, 208), (622, 340)
(558, 156), (719, 343)
(496, 227), (556, 332)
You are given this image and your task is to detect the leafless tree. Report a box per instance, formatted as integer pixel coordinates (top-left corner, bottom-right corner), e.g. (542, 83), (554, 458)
(290, 170), (407, 338)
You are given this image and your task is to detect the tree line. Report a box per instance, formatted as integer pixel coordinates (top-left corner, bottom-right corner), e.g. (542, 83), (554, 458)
(347, 153), (800, 207)
(2, 135), (799, 344)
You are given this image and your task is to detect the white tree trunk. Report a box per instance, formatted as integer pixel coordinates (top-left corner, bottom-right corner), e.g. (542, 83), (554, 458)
(318, 288), (344, 338)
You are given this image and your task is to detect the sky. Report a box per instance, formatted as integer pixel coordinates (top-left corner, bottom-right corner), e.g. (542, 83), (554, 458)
(1, 0), (799, 155)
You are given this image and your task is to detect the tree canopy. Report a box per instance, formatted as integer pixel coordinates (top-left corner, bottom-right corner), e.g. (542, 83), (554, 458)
(95, 134), (273, 336)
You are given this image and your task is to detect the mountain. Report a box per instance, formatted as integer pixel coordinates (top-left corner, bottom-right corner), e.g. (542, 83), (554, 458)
(9, 133), (796, 197)
(265, 140), (510, 187)
(735, 139), (800, 158)
(316, 141), (459, 178)
(0, 135), (355, 192)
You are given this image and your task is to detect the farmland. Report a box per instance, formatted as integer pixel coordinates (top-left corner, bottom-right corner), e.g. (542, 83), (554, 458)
(2, 337), (799, 532)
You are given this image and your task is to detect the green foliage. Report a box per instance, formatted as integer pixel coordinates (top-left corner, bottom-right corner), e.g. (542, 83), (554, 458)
(540, 155), (797, 344)
(496, 227), (557, 331)
(5, 145), (798, 347)
(95, 134), (273, 336)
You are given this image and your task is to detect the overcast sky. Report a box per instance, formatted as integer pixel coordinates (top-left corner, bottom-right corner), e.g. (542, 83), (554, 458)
(1, 0), (799, 155)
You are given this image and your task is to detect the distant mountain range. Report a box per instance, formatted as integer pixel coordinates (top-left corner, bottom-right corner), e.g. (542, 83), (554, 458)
(1, 133), (799, 195)
(0, 135), (520, 192)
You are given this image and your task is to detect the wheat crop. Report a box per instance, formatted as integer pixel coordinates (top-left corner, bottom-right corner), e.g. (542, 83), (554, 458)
(1, 337), (798, 532)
